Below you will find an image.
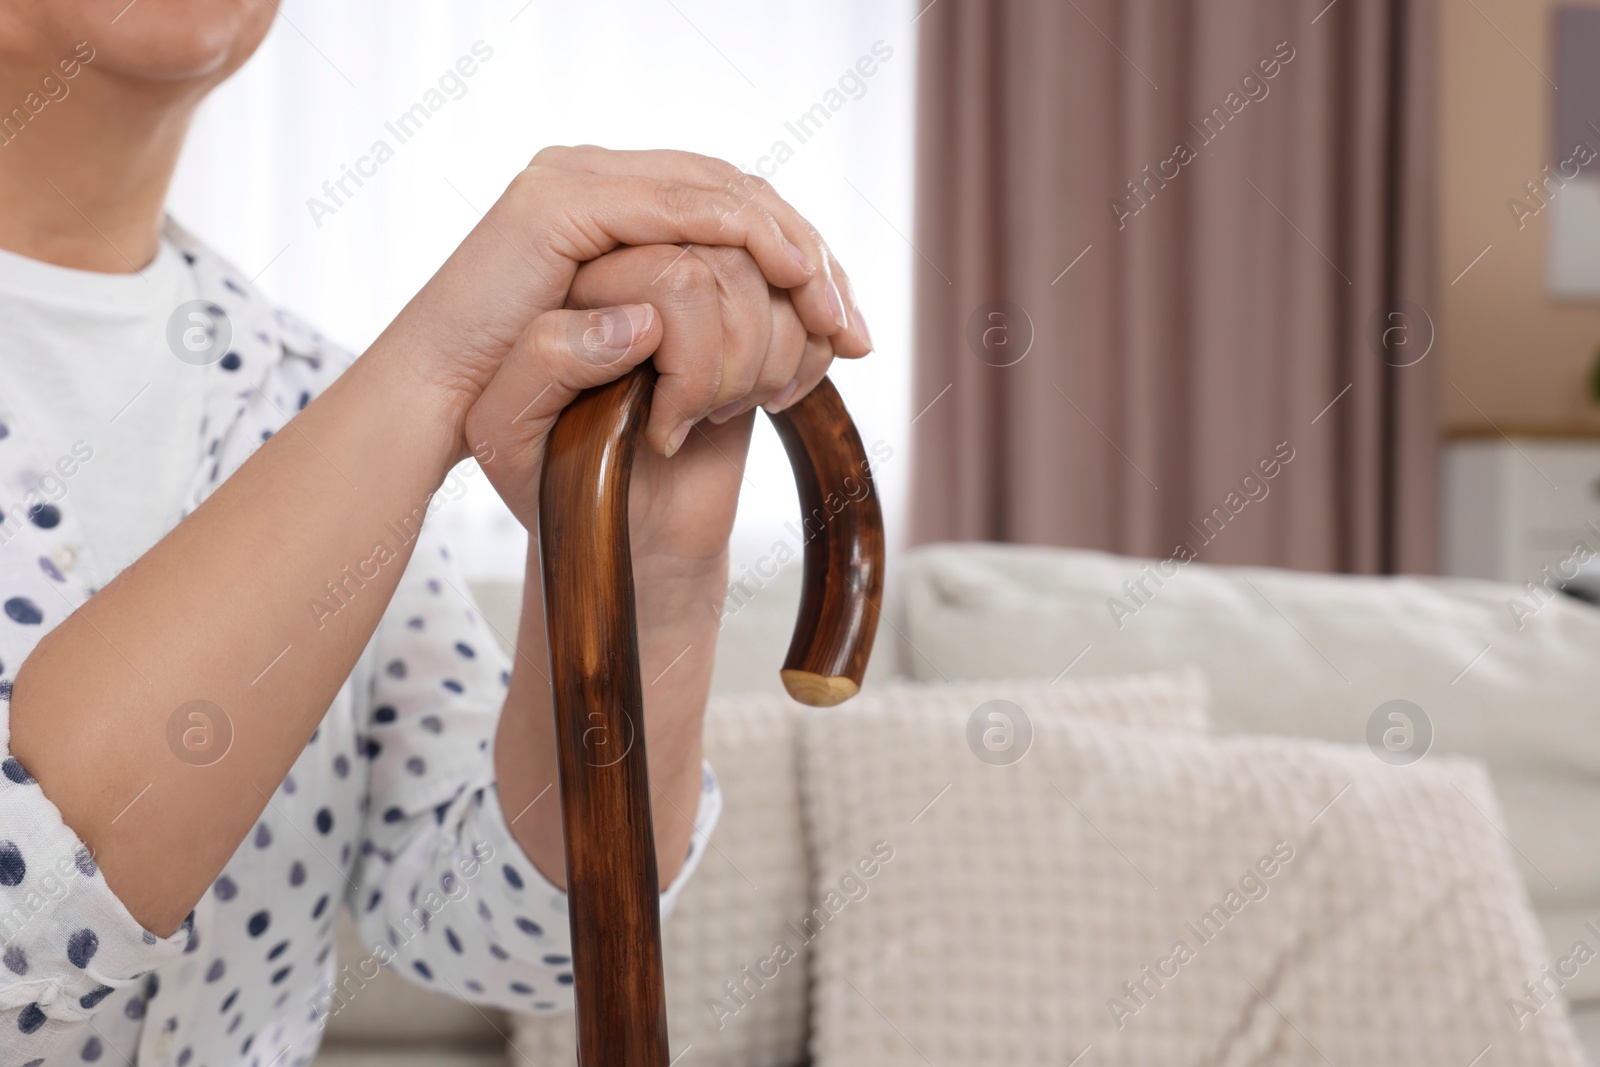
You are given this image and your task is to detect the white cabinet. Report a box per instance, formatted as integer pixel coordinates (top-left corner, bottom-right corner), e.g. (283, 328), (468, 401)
(1442, 435), (1600, 581)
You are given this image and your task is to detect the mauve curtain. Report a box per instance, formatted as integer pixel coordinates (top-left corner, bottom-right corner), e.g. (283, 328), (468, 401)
(908, 0), (1437, 573)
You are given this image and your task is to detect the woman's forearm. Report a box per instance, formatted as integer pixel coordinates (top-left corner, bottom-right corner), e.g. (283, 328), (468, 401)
(9, 342), (465, 936)
(493, 545), (723, 890)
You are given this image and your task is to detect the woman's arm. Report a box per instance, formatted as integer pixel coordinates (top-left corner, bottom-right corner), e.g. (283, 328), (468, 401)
(8, 151), (853, 937)
(11, 342), (465, 937)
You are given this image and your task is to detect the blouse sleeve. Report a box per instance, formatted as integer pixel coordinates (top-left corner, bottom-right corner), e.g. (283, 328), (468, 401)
(0, 720), (192, 1061)
(344, 517), (722, 1014)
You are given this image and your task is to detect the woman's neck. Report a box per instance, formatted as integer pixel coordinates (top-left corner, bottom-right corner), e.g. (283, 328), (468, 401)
(0, 62), (199, 273)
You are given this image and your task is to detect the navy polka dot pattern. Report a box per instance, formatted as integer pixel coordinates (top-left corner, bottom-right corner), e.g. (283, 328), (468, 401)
(0, 842), (25, 886)
(0, 221), (725, 1067)
(3, 599), (41, 626)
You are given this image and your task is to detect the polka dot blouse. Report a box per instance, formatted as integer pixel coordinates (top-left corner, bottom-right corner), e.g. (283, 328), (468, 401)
(0, 219), (723, 1067)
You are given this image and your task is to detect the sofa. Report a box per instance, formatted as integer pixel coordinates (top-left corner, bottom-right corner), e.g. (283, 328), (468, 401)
(312, 544), (1600, 1066)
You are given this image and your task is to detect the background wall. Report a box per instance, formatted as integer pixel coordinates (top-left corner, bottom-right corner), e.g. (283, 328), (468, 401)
(1442, 0), (1600, 430)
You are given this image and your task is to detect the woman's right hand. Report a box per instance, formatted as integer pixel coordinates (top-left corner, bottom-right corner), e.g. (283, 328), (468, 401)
(373, 145), (870, 457)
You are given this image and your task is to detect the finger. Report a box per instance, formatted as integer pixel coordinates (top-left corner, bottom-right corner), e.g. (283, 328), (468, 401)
(568, 245), (730, 455)
(766, 331), (835, 415)
(688, 245), (776, 419)
(709, 286), (807, 423)
(493, 164), (815, 302)
(821, 247), (873, 359)
(464, 303), (660, 521)
(534, 146), (871, 354)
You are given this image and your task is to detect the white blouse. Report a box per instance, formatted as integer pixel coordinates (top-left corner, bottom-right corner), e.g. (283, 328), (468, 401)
(0, 219), (721, 1067)
(0, 235), (204, 580)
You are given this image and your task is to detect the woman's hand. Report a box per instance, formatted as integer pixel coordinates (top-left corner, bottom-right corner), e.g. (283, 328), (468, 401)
(379, 145), (870, 458)
(464, 242), (862, 562)
(477, 236), (872, 890)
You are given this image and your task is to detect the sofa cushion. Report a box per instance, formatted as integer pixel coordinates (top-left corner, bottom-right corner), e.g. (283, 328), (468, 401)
(509, 670), (1209, 1067)
(867, 668), (1209, 734)
(798, 699), (1587, 1066)
(899, 542), (1600, 999)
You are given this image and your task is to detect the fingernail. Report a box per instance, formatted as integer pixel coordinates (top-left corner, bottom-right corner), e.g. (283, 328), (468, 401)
(852, 304), (873, 350)
(707, 400), (746, 425)
(785, 239), (815, 275)
(762, 379), (800, 414)
(581, 304), (653, 361)
(825, 278), (849, 332)
(664, 420), (693, 457)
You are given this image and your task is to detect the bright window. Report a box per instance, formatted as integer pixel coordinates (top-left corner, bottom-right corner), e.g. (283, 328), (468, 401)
(170, 0), (917, 581)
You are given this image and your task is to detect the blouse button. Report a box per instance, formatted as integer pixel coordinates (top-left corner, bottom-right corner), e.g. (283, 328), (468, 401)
(50, 544), (77, 573)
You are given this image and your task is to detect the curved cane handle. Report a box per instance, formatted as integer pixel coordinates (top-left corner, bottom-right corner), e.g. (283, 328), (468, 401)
(767, 374), (887, 705)
(538, 364), (884, 1064)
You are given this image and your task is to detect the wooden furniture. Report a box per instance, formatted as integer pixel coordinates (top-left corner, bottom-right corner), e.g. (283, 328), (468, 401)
(538, 366), (884, 1065)
(1442, 427), (1600, 581)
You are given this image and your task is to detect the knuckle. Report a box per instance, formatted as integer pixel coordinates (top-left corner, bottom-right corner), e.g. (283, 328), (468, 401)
(697, 243), (757, 278)
(756, 326), (805, 395)
(659, 254), (717, 299)
(663, 369), (723, 415)
(509, 163), (557, 201)
(722, 351), (763, 394)
(799, 331), (835, 371)
(530, 310), (563, 347)
(539, 312), (583, 362)
(753, 365), (790, 397)
(712, 161), (749, 189)
(726, 172), (771, 208)
(656, 181), (704, 220)
(529, 144), (573, 168)
(765, 344), (806, 391)
(688, 151), (742, 186)
(758, 209), (788, 244)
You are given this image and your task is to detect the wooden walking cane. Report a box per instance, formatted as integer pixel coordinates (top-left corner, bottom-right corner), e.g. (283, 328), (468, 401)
(538, 364), (885, 1065)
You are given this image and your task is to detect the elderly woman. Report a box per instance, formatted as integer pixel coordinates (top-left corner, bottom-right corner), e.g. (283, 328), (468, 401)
(0, 2), (871, 1064)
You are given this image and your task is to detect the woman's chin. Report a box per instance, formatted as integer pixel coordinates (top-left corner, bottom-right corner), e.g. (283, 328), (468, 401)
(51, 0), (276, 85)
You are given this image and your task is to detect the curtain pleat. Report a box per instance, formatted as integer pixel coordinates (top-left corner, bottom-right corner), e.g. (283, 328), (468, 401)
(909, 0), (1437, 574)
